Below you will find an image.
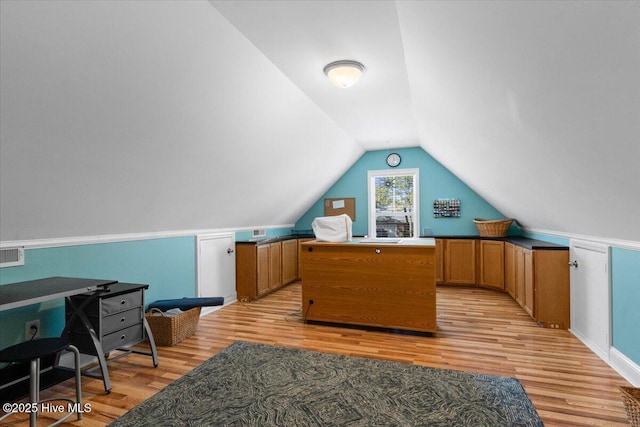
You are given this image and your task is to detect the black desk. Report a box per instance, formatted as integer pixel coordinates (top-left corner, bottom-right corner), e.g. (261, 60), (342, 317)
(0, 277), (158, 393)
(0, 277), (116, 311)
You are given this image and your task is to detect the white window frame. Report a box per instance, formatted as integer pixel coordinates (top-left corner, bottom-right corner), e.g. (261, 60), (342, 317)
(367, 168), (420, 239)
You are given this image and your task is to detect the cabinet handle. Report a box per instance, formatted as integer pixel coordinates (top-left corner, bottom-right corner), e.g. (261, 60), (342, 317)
(375, 248), (381, 254)
(120, 299), (126, 305)
(120, 334), (126, 340)
(227, 248), (234, 254)
(120, 317), (126, 323)
(568, 260), (579, 268)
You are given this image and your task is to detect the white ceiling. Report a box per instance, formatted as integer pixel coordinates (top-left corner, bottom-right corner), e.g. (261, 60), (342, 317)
(212, 0), (418, 150)
(212, 0), (640, 242)
(0, 1), (638, 243)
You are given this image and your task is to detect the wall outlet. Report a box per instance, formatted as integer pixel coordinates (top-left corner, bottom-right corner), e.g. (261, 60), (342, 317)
(25, 319), (40, 340)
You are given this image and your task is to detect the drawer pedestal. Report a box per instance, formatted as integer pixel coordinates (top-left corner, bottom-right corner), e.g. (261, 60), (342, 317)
(65, 283), (158, 392)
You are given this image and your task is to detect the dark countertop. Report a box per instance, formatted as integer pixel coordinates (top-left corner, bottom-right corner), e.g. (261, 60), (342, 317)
(236, 234), (315, 245)
(238, 234), (567, 250)
(424, 235), (568, 250)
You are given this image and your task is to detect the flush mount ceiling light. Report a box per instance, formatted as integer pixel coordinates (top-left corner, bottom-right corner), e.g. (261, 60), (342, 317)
(323, 60), (365, 88)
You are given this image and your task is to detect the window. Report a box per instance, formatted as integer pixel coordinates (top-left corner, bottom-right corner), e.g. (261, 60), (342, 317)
(368, 169), (419, 238)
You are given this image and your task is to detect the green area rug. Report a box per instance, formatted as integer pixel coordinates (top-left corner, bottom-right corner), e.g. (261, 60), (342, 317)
(109, 341), (543, 426)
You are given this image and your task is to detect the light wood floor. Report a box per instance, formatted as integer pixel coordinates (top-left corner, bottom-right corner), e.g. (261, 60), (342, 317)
(5, 282), (632, 426)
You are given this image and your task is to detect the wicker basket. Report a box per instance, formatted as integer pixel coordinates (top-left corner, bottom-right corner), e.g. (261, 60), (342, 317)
(145, 307), (201, 347)
(473, 218), (514, 237)
(621, 386), (640, 427)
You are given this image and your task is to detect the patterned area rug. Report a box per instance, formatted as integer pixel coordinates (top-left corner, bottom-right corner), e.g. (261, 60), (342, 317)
(109, 341), (543, 426)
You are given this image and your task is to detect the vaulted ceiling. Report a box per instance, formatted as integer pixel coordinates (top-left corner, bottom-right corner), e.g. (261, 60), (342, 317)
(211, 0), (640, 242)
(0, 1), (638, 243)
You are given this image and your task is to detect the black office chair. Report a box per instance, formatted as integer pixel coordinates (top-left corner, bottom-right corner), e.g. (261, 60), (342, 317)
(0, 337), (82, 427)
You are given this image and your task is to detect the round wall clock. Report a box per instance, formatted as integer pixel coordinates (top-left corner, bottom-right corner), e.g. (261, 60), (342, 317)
(386, 152), (401, 167)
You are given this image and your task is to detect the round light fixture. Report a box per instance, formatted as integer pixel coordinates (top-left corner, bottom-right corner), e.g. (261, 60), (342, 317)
(323, 60), (365, 88)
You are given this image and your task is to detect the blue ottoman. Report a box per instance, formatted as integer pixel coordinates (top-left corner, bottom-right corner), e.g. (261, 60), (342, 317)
(147, 297), (224, 312)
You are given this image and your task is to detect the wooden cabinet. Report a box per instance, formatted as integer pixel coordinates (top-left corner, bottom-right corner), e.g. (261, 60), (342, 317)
(297, 238), (314, 280)
(237, 242), (278, 301)
(301, 240), (436, 333)
(507, 245), (569, 328)
(269, 241), (283, 290)
(514, 245), (525, 307)
(504, 242), (516, 298)
(513, 246), (535, 317)
(255, 244), (270, 297)
(444, 239), (476, 285)
(435, 239), (444, 284)
(281, 239), (298, 284)
(438, 237), (569, 329)
(532, 250), (570, 329)
(478, 240), (504, 290)
(523, 249), (534, 317)
(236, 239), (302, 301)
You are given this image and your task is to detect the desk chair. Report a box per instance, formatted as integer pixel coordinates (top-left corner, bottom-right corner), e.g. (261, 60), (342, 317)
(0, 337), (82, 427)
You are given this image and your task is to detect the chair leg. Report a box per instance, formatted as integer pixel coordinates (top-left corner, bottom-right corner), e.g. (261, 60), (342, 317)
(29, 358), (39, 427)
(68, 344), (83, 420)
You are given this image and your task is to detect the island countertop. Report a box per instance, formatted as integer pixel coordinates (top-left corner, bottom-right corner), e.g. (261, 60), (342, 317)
(303, 237), (436, 247)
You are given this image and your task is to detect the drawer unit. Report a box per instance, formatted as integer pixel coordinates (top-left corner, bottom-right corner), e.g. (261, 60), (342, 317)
(66, 284), (148, 355)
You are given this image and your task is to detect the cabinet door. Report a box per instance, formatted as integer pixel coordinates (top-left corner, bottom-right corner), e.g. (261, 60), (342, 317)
(445, 239), (476, 284)
(479, 240), (504, 289)
(256, 245), (270, 296)
(534, 249), (570, 329)
(523, 249), (534, 317)
(435, 239), (444, 284)
(281, 239), (298, 285)
(504, 243), (516, 298)
(514, 246), (525, 306)
(269, 242), (282, 289)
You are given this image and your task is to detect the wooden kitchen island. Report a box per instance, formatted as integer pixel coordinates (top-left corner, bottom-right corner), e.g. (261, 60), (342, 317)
(300, 238), (436, 333)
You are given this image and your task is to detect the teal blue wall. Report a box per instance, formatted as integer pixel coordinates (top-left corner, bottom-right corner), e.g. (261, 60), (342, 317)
(611, 247), (640, 364)
(235, 227), (293, 241)
(0, 237), (196, 348)
(522, 231), (569, 246)
(295, 147), (513, 236)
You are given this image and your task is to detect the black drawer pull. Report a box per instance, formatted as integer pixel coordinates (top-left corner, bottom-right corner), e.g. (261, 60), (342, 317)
(120, 334), (126, 340)
(120, 317), (126, 323)
(120, 299), (126, 305)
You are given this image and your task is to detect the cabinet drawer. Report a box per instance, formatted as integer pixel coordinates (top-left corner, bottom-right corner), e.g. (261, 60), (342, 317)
(101, 291), (142, 315)
(102, 308), (142, 335)
(67, 323), (144, 355)
(102, 324), (144, 353)
(67, 306), (142, 334)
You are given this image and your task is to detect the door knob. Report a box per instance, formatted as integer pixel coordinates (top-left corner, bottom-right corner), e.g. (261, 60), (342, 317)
(227, 248), (234, 254)
(568, 260), (578, 268)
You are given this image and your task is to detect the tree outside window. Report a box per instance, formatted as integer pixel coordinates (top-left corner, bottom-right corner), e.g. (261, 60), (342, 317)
(368, 169), (419, 238)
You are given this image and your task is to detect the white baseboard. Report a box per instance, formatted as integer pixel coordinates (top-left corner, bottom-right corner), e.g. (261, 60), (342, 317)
(569, 328), (610, 364)
(610, 347), (640, 387)
(200, 298), (237, 316)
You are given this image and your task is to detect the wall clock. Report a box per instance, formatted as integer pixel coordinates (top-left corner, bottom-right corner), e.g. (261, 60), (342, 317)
(386, 152), (401, 167)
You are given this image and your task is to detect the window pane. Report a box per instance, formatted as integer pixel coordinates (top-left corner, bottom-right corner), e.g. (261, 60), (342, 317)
(374, 175), (414, 238)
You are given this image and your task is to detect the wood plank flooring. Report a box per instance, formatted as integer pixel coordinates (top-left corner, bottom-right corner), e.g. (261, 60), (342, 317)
(5, 282), (632, 426)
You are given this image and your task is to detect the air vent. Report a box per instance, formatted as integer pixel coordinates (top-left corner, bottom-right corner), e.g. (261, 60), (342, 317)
(0, 247), (25, 268)
(252, 229), (266, 238)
